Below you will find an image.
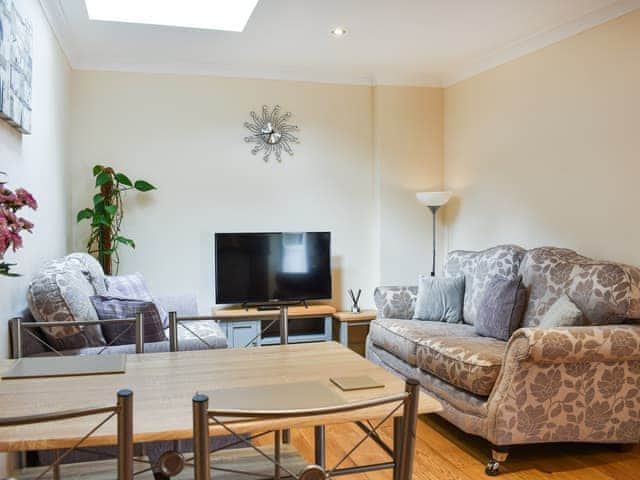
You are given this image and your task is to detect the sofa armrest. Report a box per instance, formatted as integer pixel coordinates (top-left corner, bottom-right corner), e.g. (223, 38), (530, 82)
(156, 294), (198, 317)
(487, 325), (640, 446)
(373, 286), (418, 319)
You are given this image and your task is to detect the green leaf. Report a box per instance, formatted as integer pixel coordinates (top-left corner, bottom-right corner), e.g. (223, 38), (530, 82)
(105, 205), (118, 216)
(115, 173), (133, 187)
(92, 165), (105, 176)
(115, 236), (136, 249)
(76, 208), (94, 223)
(92, 214), (111, 227)
(93, 194), (105, 206)
(95, 171), (112, 187)
(134, 180), (156, 192)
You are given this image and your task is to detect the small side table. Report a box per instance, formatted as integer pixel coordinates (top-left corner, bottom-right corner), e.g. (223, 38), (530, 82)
(333, 310), (377, 356)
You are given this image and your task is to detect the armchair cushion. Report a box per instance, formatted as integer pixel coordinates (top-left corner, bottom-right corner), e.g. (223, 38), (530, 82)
(27, 255), (106, 350)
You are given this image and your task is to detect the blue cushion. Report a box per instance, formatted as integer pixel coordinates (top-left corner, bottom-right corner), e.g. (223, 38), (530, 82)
(413, 275), (465, 323)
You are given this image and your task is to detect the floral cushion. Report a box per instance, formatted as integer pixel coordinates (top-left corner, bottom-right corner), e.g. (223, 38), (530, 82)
(374, 286), (418, 320)
(519, 247), (640, 327)
(368, 318), (476, 366)
(416, 336), (506, 396)
(444, 245), (526, 325)
(27, 255), (106, 350)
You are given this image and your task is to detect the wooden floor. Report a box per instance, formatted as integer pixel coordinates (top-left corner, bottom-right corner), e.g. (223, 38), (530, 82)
(256, 414), (640, 480)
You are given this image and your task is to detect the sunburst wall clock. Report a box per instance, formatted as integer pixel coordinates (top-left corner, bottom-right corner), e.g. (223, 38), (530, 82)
(244, 105), (299, 162)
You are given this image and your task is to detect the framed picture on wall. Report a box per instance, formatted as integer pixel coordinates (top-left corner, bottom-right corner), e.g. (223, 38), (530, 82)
(0, 0), (32, 134)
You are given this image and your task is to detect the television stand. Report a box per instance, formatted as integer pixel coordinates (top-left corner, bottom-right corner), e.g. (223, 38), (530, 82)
(213, 305), (336, 348)
(256, 305), (280, 311)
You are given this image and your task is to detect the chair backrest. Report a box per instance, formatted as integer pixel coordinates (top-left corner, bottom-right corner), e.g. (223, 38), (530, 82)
(9, 315), (145, 359)
(0, 390), (134, 480)
(191, 378), (420, 480)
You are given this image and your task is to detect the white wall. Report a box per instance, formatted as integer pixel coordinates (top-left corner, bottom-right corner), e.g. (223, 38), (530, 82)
(374, 86), (444, 284)
(444, 9), (640, 266)
(69, 72), (445, 311)
(0, 0), (71, 359)
(0, 1), (71, 474)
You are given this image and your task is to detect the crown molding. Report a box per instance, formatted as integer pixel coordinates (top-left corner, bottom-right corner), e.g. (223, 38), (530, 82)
(442, 0), (640, 87)
(40, 0), (639, 89)
(70, 58), (444, 88)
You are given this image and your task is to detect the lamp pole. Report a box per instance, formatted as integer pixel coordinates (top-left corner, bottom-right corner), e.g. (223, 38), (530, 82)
(429, 206), (439, 277)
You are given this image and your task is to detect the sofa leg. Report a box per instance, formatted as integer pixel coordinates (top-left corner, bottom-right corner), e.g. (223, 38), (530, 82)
(485, 447), (509, 476)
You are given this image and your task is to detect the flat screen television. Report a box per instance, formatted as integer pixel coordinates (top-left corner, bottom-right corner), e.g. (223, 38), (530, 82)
(215, 232), (332, 305)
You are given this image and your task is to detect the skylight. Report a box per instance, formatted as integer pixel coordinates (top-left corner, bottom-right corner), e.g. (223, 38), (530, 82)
(84, 0), (259, 32)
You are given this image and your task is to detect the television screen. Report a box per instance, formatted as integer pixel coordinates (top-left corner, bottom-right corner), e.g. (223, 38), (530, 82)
(215, 232), (332, 305)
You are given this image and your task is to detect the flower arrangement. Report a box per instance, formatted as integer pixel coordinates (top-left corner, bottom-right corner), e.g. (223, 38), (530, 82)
(0, 173), (38, 277)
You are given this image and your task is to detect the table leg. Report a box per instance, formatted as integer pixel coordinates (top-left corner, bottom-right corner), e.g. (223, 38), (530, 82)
(393, 416), (402, 480)
(314, 425), (326, 468)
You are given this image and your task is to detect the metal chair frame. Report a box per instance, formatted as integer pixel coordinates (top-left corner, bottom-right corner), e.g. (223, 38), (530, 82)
(8, 314), (146, 359)
(0, 390), (135, 480)
(190, 378), (420, 480)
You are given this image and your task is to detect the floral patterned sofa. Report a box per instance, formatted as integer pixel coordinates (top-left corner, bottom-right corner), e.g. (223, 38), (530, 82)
(367, 245), (640, 475)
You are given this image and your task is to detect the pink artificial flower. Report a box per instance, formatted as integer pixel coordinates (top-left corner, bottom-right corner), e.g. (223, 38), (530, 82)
(8, 231), (22, 251)
(0, 207), (18, 228)
(0, 188), (17, 205)
(18, 217), (34, 232)
(0, 227), (9, 257)
(15, 188), (38, 210)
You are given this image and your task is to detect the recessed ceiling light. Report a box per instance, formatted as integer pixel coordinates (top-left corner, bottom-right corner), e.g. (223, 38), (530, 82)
(84, 0), (259, 32)
(331, 27), (348, 37)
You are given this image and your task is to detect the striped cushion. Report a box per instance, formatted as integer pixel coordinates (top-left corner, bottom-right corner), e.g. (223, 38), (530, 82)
(106, 273), (168, 326)
(90, 296), (167, 345)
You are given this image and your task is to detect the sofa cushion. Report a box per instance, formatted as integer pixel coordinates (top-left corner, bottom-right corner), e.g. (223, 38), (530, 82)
(27, 255), (106, 350)
(519, 247), (640, 327)
(106, 273), (168, 326)
(369, 318), (476, 366)
(413, 275), (465, 323)
(444, 245), (526, 325)
(416, 336), (507, 396)
(374, 286), (418, 320)
(475, 276), (528, 341)
(91, 296), (167, 345)
(538, 294), (584, 328)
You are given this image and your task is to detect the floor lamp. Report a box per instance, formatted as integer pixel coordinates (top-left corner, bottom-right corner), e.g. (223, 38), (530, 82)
(416, 191), (452, 276)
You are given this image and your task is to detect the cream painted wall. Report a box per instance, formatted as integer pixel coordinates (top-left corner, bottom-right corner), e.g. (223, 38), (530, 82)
(69, 74), (445, 311)
(444, 9), (640, 266)
(0, 0), (71, 358)
(374, 86), (444, 284)
(0, 0), (71, 473)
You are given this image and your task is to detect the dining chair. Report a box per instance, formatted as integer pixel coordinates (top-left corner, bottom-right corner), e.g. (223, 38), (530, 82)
(181, 378), (420, 480)
(0, 389), (152, 480)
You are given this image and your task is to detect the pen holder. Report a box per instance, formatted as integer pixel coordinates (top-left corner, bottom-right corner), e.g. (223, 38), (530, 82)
(348, 289), (361, 314)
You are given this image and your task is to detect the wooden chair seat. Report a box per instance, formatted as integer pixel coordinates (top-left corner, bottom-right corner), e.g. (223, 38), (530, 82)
(12, 457), (154, 480)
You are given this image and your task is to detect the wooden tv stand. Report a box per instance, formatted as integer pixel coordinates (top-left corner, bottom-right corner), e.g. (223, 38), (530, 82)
(213, 305), (336, 348)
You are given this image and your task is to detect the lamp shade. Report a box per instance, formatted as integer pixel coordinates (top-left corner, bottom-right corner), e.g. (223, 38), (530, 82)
(416, 191), (452, 207)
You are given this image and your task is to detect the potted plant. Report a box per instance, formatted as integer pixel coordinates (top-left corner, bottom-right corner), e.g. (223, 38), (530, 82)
(77, 165), (156, 275)
(0, 172), (38, 277)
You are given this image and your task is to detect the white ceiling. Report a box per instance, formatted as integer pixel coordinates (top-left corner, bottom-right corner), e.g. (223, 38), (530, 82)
(41, 0), (640, 87)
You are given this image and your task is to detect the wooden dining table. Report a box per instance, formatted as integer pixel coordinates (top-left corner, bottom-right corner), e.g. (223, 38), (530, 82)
(0, 341), (441, 453)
